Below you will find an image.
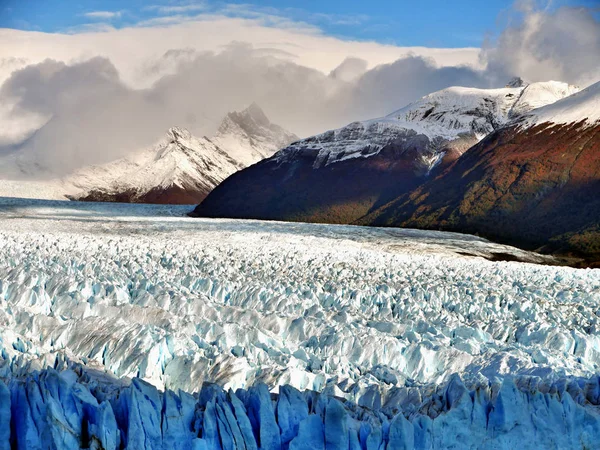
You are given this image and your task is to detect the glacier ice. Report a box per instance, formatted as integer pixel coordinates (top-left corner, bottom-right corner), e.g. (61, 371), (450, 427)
(0, 198), (599, 448)
(1, 366), (600, 449)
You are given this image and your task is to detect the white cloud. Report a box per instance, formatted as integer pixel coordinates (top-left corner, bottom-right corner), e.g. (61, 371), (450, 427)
(64, 23), (118, 34)
(0, 2), (597, 177)
(135, 14), (203, 27)
(329, 57), (369, 82)
(0, 16), (481, 90)
(482, 5), (600, 87)
(145, 3), (207, 14)
(83, 11), (123, 20)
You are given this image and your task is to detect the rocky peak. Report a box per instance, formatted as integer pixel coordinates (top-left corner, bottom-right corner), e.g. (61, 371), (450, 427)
(167, 126), (192, 142)
(219, 103), (272, 135)
(242, 102), (271, 126)
(505, 77), (528, 88)
(214, 103), (298, 166)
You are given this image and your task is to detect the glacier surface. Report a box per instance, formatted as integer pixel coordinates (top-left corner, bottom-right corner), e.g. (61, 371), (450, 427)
(0, 198), (599, 448)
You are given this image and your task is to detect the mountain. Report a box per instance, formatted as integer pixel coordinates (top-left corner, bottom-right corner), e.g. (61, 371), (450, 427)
(361, 81), (600, 264)
(70, 127), (242, 204)
(191, 81), (579, 223)
(0, 104), (296, 204)
(212, 102), (298, 167)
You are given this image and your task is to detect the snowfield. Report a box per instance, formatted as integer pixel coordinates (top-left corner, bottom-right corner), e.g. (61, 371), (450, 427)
(0, 198), (599, 449)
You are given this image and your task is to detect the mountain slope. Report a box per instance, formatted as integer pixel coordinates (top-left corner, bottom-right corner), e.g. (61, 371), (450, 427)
(192, 81), (579, 222)
(361, 81), (600, 263)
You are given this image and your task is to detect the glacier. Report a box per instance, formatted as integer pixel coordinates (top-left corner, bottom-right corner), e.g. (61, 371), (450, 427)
(0, 198), (599, 448)
(3, 366), (600, 450)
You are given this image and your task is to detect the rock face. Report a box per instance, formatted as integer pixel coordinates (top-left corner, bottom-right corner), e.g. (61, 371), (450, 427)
(192, 81), (578, 223)
(362, 81), (600, 262)
(3, 367), (600, 450)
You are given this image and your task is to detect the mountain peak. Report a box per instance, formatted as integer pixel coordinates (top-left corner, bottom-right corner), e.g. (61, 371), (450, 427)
(522, 79), (600, 127)
(214, 104), (298, 166)
(167, 126), (192, 142)
(506, 77), (528, 88)
(226, 102), (271, 128)
(244, 102), (269, 122)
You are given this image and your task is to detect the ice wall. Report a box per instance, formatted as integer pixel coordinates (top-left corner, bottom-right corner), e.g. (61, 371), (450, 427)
(2, 367), (600, 450)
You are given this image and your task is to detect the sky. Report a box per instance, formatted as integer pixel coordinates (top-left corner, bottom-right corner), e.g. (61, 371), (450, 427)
(0, 0), (599, 175)
(0, 0), (597, 47)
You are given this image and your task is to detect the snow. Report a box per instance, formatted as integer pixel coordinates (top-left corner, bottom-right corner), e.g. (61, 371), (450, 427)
(0, 198), (599, 448)
(508, 80), (579, 118)
(387, 86), (523, 139)
(74, 127), (241, 196)
(277, 81), (579, 169)
(521, 80), (600, 128)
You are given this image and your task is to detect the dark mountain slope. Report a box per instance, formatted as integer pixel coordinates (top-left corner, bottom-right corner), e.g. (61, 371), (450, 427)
(360, 120), (600, 262)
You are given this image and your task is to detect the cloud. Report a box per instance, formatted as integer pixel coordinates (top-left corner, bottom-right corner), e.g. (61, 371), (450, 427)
(329, 57), (369, 82)
(64, 23), (118, 34)
(214, 4), (368, 30)
(0, 44), (489, 175)
(1, 2), (597, 177)
(0, 15), (480, 90)
(83, 11), (123, 20)
(145, 3), (207, 14)
(135, 14), (203, 27)
(482, 5), (600, 86)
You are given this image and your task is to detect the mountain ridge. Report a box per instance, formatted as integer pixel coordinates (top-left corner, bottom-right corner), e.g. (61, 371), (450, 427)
(192, 80), (581, 224)
(0, 104), (297, 204)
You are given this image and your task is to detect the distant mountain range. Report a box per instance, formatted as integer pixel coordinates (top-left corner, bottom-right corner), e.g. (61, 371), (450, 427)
(192, 80), (600, 264)
(0, 104), (298, 204)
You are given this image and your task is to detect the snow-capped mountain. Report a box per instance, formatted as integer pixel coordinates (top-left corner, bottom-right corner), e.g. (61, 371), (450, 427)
(363, 80), (600, 262)
(192, 80), (579, 224)
(521, 78), (600, 127)
(0, 104), (296, 203)
(508, 79), (581, 118)
(213, 102), (298, 167)
(70, 127), (243, 204)
(275, 80), (578, 170)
